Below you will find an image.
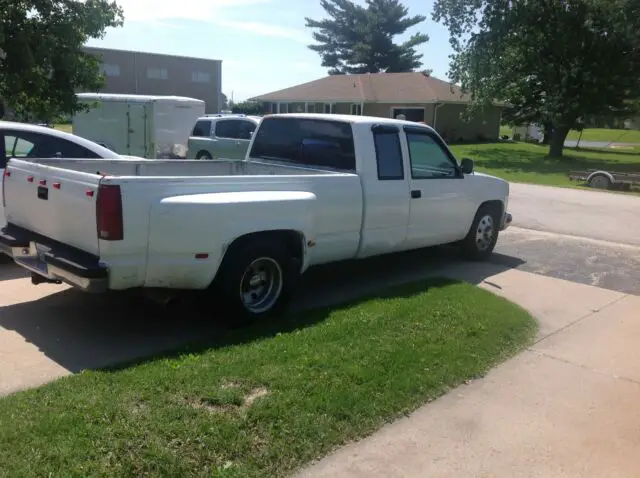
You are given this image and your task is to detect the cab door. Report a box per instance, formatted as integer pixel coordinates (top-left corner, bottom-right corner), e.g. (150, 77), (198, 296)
(357, 124), (411, 258)
(402, 126), (476, 247)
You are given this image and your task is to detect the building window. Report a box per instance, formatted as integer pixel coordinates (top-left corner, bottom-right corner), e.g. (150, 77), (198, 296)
(278, 103), (290, 113)
(147, 67), (168, 80)
(101, 63), (120, 77)
(191, 71), (210, 83)
(324, 103), (333, 114)
(350, 104), (362, 115)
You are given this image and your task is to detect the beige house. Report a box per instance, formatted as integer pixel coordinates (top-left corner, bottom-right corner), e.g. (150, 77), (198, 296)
(250, 72), (503, 141)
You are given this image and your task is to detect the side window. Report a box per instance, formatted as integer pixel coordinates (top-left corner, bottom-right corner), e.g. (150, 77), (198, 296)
(5, 135), (34, 158)
(56, 139), (101, 158)
(372, 126), (404, 180)
(237, 121), (257, 140)
(405, 129), (458, 179)
(214, 120), (242, 139)
(249, 117), (355, 170)
(4, 132), (60, 158)
(191, 120), (212, 137)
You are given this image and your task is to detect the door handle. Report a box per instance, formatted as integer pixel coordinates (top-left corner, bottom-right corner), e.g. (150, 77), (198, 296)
(411, 190), (422, 199)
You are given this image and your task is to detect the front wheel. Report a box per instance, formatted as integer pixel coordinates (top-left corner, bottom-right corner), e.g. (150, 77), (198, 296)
(460, 205), (500, 261)
(209, 240), (298, 327)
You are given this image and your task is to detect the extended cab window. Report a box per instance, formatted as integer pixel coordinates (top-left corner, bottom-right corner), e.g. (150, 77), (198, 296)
(372, 125), (404, 180)
(249, 117), (355, 170)
(405, 128), (458, 179)
(192, 120), (212, 137)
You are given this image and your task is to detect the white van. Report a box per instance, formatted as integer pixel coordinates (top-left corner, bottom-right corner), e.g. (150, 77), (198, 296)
(73, 93), (206, 159)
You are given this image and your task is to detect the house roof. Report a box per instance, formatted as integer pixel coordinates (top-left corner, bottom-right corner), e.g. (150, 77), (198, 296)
(249, 72), (474, 104)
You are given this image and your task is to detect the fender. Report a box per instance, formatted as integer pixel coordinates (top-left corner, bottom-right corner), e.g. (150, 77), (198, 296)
(144, 190), (317, 288)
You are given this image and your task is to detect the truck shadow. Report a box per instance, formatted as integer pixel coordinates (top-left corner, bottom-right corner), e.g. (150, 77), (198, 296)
(0, 260), (29, 282)
(0, 246), (525, 379)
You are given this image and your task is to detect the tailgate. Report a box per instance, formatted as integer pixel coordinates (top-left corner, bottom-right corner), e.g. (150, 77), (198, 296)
(3, 159), (102, 255)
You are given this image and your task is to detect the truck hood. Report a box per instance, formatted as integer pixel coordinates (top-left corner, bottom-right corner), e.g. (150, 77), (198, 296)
(467, 170), (510, 197)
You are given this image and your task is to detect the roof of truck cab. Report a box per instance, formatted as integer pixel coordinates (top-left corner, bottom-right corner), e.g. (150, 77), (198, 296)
(0, 121), (121, 158)
(76, 93), (205, 104)
(263, 113), (436, 131)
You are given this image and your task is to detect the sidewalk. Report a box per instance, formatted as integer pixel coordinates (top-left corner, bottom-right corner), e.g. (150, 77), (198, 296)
(296, 267), (640, 478)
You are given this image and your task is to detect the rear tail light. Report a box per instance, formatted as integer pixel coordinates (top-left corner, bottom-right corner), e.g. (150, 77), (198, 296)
(96, 183), (123, 241)
(2, 170), (10, 207)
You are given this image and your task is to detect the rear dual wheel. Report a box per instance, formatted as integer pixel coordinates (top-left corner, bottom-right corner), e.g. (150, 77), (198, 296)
(209, 240), (298, 327)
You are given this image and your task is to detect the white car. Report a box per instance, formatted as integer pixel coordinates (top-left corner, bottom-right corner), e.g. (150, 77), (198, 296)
(1, 113), (512, 324)
(0, 121), (122, 228)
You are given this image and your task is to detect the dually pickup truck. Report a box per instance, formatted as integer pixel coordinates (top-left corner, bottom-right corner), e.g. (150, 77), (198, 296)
(0, 113), (512, 323)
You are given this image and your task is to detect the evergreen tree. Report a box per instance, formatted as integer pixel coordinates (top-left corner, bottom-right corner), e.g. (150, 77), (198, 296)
(305, 0), (428, 75)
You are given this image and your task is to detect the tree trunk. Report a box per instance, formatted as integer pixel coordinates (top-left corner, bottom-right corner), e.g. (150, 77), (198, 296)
(541, 122), (553, 144)
(548, 126), (570, 157)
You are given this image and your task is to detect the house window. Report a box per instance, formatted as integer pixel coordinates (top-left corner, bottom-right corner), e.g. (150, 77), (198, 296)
(147, 67), (168, 80)
(278, 103), (290, 113)
(350, 104), (362, 115)
(191, 71), (210, 83)
(324, 103), (333, 114)
(101, 63), (120, 77)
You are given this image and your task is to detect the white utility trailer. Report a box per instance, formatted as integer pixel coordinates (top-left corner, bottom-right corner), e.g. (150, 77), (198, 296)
(73, 93), (205, 159)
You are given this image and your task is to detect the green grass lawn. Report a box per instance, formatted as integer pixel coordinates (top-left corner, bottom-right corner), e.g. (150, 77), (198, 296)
(54, 123), (72, 133)
(0, 278), (535, 478)
(565, 128), (640, 143)
(450, 141), (640, 191)
(499, 126), (640, 144)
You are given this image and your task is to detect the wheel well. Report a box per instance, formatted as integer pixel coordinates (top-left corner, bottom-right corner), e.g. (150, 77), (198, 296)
(479, 199), (503, 218)
(197, 150), (211, 158)
(224, 230), (305, 263)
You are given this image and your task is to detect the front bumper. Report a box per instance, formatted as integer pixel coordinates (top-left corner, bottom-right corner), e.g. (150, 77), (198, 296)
(500, 212), (513, 231)
(0, 224), (108, 293)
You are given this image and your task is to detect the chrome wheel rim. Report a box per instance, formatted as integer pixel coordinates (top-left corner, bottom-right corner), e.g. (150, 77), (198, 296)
(239, 257), (283, 314)
(475, 214), (495, 252)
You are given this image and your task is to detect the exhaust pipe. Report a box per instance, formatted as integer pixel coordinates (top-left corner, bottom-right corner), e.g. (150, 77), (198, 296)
(31, 273), (62, 286)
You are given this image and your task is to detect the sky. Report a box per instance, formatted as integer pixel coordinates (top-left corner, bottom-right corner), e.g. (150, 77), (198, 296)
(86, 0), (455, 102)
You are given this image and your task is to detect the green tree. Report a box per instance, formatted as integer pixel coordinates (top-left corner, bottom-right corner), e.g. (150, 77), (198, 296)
(0, 0), (124, 122)
(305, 0), (428, 75)
(432, 0), (640, 157)
(231, 100), (263, 115)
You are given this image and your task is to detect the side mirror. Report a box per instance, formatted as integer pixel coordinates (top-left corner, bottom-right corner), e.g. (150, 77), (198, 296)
(460, 157), (474, 175)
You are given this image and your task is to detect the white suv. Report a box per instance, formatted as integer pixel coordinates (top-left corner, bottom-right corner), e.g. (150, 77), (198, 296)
(186, 114), (261, 160)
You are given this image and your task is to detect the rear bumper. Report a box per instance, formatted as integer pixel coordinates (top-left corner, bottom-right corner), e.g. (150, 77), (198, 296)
(500, 212), (513, 231)
(0, 224), (108, 293)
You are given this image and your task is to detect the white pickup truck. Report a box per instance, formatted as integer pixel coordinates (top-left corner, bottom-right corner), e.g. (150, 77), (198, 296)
(0, 113), (512, 324)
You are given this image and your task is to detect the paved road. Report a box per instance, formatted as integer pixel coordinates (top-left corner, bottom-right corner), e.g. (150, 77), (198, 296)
(564, 140), (640, 148)
(508, 182), (640, 246)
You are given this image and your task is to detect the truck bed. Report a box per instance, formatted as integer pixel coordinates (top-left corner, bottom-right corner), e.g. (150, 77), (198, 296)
(18, 158), (349, 178)
(2, 157), (363, 286)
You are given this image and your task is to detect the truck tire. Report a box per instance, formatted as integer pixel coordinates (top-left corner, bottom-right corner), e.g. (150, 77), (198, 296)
(460, 204), (500, 261)
(211, 240), (298, 326)
(196, 151), (212, 160)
